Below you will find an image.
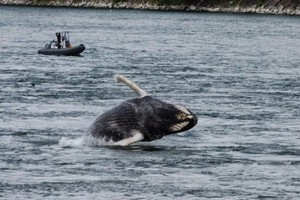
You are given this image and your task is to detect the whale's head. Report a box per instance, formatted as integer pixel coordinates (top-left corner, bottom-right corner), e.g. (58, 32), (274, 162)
(141, 96), (198, 140)
(163, 104), (198, 134)
(134, 96), (198, 138)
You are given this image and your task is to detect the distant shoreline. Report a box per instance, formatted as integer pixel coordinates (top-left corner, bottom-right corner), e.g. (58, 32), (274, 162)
(1, 0), (300, 15)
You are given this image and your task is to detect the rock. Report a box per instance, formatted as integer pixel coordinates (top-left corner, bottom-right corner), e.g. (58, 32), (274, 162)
(0, 0), (299, 15)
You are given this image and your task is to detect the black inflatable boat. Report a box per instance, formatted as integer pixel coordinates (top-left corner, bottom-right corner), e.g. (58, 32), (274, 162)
(38, 44), (85, 56)
(38, 32), (85, 56)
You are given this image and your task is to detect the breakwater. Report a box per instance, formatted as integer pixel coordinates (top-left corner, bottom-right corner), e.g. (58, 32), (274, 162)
(0, 0), (300, 15)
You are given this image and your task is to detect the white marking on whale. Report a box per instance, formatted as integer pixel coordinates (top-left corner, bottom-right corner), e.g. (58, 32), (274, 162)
(113, 130), (144, 146)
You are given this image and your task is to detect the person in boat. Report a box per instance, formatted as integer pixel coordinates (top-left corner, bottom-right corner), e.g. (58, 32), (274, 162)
(55, 32), (62, 49)
(54, 32), (72, 49)
(63, 32), (72, 48)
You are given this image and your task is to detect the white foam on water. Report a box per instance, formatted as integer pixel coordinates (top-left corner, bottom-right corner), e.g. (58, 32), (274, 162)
(58, 135), (109, 148)
(81, 135), (108, 146)
(58, 136), (85, 148)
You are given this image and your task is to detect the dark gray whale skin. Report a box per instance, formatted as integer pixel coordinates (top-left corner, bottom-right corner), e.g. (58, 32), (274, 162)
(87, 95), (198, 143)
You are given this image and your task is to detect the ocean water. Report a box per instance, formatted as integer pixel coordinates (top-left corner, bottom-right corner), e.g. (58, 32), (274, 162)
(0, 5), (300, 200)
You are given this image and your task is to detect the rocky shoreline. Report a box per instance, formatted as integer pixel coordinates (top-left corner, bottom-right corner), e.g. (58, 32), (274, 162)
(0, 0), (300, 15)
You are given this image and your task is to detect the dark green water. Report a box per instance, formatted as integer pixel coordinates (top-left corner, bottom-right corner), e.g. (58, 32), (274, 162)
(0, 6), (300, 200)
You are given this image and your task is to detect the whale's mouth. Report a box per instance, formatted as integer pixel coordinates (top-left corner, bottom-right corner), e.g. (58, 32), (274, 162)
(167, 105), (198, 133)
(169, 121), (190, 132)
(175, 105), (191, 115)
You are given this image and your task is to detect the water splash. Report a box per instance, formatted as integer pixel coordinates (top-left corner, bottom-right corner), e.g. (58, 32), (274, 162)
(58, 135), (110, 147)
(58, 136), (85, 147)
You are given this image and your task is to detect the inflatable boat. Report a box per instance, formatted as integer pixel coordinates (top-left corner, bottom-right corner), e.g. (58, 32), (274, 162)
(38, 32), (85, 56)
(38, 44), (85, 56)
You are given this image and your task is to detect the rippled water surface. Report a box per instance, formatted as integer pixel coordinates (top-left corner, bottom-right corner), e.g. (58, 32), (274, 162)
(1, 5), (300, 200)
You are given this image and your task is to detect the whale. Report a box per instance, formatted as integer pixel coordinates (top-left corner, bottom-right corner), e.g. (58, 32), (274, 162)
(86, 74), (198, 146)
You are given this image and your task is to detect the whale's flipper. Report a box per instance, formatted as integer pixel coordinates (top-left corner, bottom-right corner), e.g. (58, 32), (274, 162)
(113, 129), (144, 146)
(114, 74), (148, 97)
